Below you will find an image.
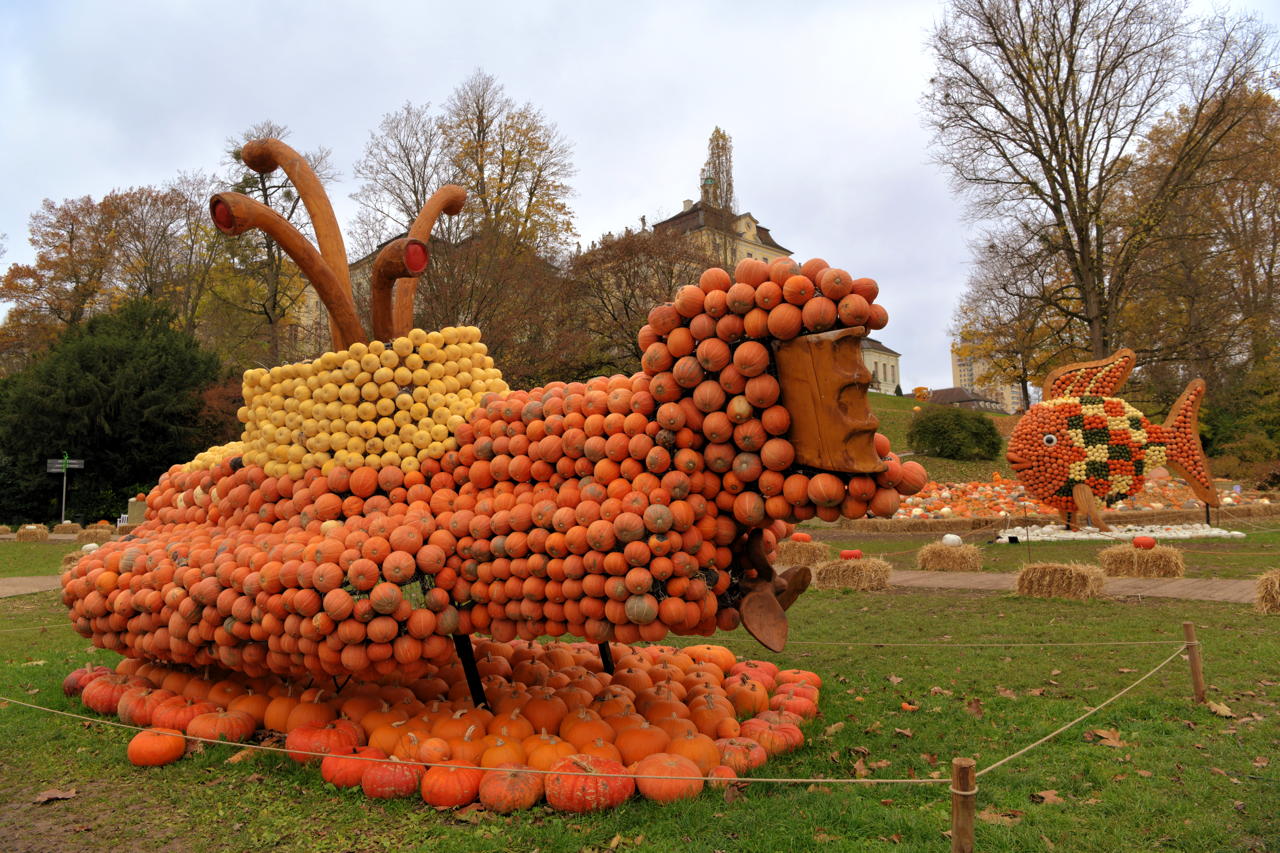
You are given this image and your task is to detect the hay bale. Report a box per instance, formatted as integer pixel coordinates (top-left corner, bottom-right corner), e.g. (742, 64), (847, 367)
(812, 558), (892, 591)
(1098, 544), (1185, 578)
(1016, 562), (1104, 601)
(775, 540), (829, 567)
(61, 551), (84, 570)
(0, 525), (11, 535)
(76, 527), (114, 545)
(916, 542), (982, 572)
(52, 522), (82, 535)
(1257, 569), (1280, 615)
(15, 524), (49, 543)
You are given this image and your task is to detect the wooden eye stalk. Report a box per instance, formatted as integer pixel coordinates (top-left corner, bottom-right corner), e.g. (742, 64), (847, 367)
(210, 137), (466, 347)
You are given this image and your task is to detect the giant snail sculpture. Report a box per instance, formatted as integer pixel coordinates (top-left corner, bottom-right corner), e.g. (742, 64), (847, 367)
(62, 138), (929, 707)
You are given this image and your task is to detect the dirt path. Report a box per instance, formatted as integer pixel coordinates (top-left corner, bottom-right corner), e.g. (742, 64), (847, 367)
(0, 578), (61, 599)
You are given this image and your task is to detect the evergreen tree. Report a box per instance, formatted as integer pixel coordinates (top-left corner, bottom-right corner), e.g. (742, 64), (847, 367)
(0, 299), (221, 523)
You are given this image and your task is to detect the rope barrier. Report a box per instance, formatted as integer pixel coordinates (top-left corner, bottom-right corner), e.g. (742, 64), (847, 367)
(975, 643), (1188, 777)
(0, 639), (1197, 789)
(0, 695), (944, 786)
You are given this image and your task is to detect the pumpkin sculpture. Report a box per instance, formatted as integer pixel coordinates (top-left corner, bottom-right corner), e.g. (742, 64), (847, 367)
(59, 136), (926, 707)
(1006, 349), (1218, 530)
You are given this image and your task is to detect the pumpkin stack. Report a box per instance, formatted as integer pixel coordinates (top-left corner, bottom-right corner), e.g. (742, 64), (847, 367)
(67, 638), (823, 812)
(62, 255), (924, 676)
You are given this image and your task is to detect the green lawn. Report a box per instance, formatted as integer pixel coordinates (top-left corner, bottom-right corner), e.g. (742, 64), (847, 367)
(0, 584), (1276, 851)
(0, 541), (80, 579)
(867, 391), (1017, 483)
(818, 529), (1280, 581)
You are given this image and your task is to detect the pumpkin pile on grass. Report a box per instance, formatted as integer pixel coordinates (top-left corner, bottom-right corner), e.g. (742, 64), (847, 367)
(65, 639), (821, 811)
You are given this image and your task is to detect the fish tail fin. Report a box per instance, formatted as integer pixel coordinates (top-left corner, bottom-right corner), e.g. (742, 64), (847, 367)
(1161, 379), (1218, 506)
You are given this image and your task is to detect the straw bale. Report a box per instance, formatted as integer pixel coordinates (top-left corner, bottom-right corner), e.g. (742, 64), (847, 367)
(774, 540), (830, 567)
(61, 550), (84, 570)
(1016, 562), (1104, 601)
(1257, 569), (1280, 615)
(77, 527), (114, 545)
(811, 558), (891, 591)
(1098, 544), (1184, 578)
(0, 525), (10, 536)
(916, 542), (982, 572)
(15, 524), (49, 542)
(52, 522), (82, 535)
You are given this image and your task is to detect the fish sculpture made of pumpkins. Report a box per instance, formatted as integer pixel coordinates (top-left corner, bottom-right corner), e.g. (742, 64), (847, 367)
(1006, 349), (1218, 530)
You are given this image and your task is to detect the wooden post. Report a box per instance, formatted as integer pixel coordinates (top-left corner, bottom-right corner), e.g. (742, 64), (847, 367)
(1183, 621), (1206, 704)
(950, 757), (976, 853)
(452, 634), (487, 709)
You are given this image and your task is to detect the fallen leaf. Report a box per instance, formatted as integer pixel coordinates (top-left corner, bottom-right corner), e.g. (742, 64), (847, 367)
(1136, 769), (1153, 777)
(813, 832), (841, 843)
(879, 798), (894, 806)
(1253, 756), (1270, 768)
(1207, 700), (1235, 718)
(977, 808), (1023, 826)
(806, 784), (833, 793)
(1051, 669), (1061, 676)
(245, 773), (266, 783)
(929, 686), (953, 696)
(20, 660), (47, 667)
(853, 758), (869, 778)
(965, 698), (984, 718)
(1026, 687), (1045, 696)
(224, 748), (256, 764)
(824, 722), (845, 737)
(920, 753), (938, 766)
(869, 760), (892, 770)
(1234, 801), (1247, 813)
(864, 721), (882, 734)
(1031, 790), (1065, 804)
(1118, 668), (1136, 674)
(724, 783), (746, 804)
(888, 674), (903, 685)
(996, 686), (1017, 699)
(33, 788), (76, 804)
(24, 688), (38, 695)
(893, 728), (913, 738)
(1040, 834), (1056, 850)
(900, 702), (919, 712)
(1084, 728), (1129, 748)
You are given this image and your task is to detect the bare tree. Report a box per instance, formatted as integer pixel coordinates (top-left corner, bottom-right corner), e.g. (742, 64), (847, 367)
(349, 101), (448, 256)
(952, 228), (1087, 406)
(570, 225), (717, 373)
(925, 0), (1274, 358)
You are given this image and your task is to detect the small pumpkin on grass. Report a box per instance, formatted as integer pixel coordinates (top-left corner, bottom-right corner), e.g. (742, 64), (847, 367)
(127, 728), (187, 767)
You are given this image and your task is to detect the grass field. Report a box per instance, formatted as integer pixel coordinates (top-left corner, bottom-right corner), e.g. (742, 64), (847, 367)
(0, 541), (80, 579)
(1, 566), (1277, 851)
(867, 392), (1018, 484)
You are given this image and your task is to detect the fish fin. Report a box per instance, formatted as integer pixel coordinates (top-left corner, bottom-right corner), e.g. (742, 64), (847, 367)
(1161, 379), (1218, 506)
(1071, 483), (1111, 531)
(1043, 349), (1135, 398)
(739, 586), (788, 652)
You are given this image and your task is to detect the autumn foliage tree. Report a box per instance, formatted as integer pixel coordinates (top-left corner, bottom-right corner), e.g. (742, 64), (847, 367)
(926, 0), (1274, 359)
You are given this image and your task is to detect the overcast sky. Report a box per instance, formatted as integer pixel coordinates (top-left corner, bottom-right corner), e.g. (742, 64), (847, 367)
(2, 0), (1277, 391)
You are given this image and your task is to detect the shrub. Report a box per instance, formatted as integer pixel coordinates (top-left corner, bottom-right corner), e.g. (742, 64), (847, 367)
(906, 406), (1003, 460)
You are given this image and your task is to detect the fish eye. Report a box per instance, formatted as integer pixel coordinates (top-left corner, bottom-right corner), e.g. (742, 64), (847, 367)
(1042, 434), (1057, 447)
